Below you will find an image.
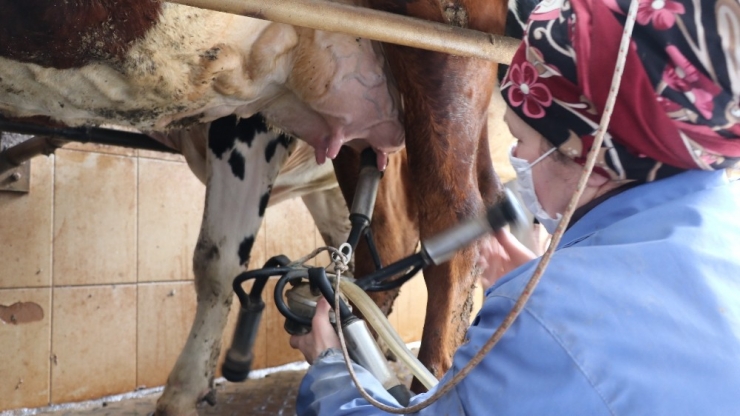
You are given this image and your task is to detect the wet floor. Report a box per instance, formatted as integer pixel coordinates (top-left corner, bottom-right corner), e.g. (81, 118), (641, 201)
(24, 352), (416, 416)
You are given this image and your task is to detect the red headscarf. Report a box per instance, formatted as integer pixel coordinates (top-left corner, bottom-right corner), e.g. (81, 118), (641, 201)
(501, 0), (740, 181)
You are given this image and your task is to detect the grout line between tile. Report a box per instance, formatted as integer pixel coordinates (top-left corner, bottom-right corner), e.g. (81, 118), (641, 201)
(136, 154), (186, 163)
(58, 146), (135, 158)
(0, 285), (53, 292)
(0, 280), (197, 291)
(135, 154), (140, 387)
(60, 144), (185, 163)
(48, 152), (55, 406)
(3, 276), (298, 292)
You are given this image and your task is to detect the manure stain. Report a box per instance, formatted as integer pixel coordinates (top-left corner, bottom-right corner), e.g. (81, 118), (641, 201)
(0, 302), (44, 324)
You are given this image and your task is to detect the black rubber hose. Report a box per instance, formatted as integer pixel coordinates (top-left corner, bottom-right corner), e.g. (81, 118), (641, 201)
(364, 264), (422, 292)
(364, 228), (383, 270)
(233, 267), (290, 307)
(308, 267), (353, 322)
(345, 215), (371, 253)
(354, 253), (426, 291)
(0, 116), (179, 154)
(250, 255), (291, 302)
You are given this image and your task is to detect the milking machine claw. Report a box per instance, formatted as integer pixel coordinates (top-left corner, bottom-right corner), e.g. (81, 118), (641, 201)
(277, 266), (412, 406)
(222, 255), (291, 382)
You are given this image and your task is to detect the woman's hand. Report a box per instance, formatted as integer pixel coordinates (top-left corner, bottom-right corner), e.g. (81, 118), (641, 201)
(478, 229), (537, 291)
(289, 297), (341, 364)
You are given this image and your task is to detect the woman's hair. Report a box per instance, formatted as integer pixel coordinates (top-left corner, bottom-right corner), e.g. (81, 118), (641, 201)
(541, 140), (570, 165)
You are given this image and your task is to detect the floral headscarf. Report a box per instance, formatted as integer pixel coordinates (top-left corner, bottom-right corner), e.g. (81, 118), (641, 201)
(501, 0), (740, 181)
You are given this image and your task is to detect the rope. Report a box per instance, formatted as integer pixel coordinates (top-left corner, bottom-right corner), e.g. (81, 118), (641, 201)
(322, 0), (641, 413)
(288, 244), (350, 270)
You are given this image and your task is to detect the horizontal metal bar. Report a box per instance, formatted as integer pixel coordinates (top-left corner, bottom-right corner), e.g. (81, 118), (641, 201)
(167, 0), (520, 64)
(0, 160), (31, 193)
(0, 136), (62, 176)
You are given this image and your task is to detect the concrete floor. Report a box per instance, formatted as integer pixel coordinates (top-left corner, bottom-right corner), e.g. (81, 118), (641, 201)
(30, 370), (306, 416)
(23, 352), (416, 416)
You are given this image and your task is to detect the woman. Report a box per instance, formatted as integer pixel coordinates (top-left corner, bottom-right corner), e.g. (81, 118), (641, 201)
(289, 0), (740, 414)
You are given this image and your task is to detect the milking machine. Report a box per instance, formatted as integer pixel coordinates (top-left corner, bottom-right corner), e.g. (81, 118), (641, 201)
(222, 148), (526, 405)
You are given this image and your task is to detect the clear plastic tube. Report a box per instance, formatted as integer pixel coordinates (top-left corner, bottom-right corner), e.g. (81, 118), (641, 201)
(339, 280), (438, 389)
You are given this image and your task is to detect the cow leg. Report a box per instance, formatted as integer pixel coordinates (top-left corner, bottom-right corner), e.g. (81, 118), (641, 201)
(156, 116), (292, 416)
(301, 186), (352, 251)
(300, 186), (357, 274)
(405, 58), (500, 391)
(476, 118), (505, 207)
(368, 0), (508, 392)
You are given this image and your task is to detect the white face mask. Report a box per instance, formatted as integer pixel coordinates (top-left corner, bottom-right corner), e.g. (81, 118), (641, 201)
(508, 144), (562, 234)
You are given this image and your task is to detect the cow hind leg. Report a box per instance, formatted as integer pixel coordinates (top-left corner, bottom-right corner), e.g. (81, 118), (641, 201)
(410, 85), (501, 392)
(155, 115), (292, 416)
(366, 0), (507, 393)
(301, 187), (352, 258)
(383, 46), (502, 394)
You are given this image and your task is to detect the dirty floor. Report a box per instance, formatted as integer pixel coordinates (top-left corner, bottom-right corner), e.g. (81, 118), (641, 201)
(31, 370), (308, 416)
(20, 353), (416, 416)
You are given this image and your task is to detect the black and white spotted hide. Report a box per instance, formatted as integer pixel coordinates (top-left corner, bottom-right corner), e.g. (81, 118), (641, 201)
(156, 114), (293, 414)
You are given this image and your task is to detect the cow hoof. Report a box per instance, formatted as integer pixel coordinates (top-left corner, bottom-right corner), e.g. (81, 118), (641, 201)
(154, 390), (216, 416)
(154, 402), (199, 416)
(201, 388), (217, 406)
(155, 386), (213, 416)
(153, 405), (198, 416)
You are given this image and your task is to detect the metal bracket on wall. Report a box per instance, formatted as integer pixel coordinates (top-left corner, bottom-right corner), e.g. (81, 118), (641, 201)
(1, 132), (36, 194)
(0, 160), (30, 193)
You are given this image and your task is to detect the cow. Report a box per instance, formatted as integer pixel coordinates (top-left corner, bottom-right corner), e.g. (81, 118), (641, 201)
(346, 0), (509, 394)
(0, 0), (510, 414)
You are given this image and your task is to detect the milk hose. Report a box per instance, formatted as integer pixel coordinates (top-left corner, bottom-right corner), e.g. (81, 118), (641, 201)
(338, 279), (438, 390)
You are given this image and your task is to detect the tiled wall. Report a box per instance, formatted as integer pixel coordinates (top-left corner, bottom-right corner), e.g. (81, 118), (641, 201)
(0, 145), (456, 411)
(0, 91), (511, 411)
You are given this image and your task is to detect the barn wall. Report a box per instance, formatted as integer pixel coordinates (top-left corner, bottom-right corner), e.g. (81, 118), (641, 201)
(0, 89), (514, 411)
(0, 143), (436, 411)
(488, 83), (516, 184)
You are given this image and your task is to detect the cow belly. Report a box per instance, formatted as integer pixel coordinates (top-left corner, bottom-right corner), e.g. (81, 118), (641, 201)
(0, 2), (403, 155)
(0, 5), (271, 130)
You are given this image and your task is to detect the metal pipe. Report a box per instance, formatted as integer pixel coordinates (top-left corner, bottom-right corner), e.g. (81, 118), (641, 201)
(166, 0), (521, 64)
(0, 117), (178, 154)
(0, 136), (63, 175)
(421, 189), (523, 265)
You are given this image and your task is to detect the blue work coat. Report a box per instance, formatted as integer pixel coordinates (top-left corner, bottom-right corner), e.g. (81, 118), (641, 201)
(296, 170), (740, 415)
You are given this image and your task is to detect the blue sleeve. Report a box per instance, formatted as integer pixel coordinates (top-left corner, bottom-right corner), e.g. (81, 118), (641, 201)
(296, 293), (612, 416)
(296, 349), (465, 415)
